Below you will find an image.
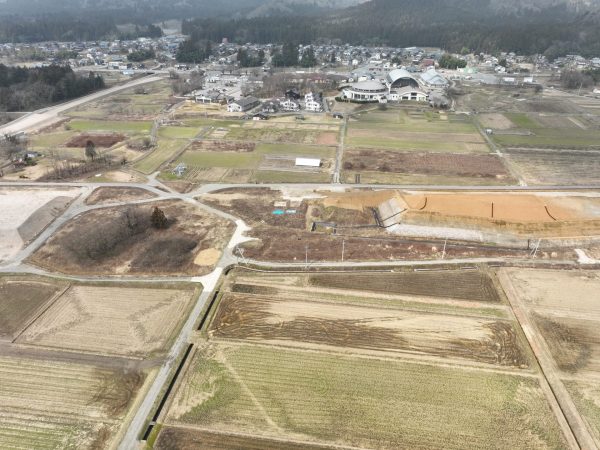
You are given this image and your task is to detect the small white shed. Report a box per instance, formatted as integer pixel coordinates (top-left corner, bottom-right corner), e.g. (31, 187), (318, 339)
(295, 158), (321, 168)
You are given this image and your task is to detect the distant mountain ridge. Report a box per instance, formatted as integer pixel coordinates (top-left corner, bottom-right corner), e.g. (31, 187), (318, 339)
(0, 0), (367, 19)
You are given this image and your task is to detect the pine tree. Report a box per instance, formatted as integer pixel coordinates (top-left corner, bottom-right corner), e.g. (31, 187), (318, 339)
(151, 207), (169, 229)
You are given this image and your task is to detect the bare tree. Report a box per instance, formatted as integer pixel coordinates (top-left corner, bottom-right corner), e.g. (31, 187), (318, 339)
(85, 140), (97, 161)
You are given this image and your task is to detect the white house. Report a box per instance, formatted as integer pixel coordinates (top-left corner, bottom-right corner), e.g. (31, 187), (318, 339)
(227, 96), (261, 113)
(280, 98), (300, 111)
(305, 92), (323, 112)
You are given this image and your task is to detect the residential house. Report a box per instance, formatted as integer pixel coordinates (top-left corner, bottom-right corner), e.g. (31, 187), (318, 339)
(280, 98), (300, 112)
(227, 96), (261, 113)
(261, 100), (280, 114)
(305, 92), (323, 112)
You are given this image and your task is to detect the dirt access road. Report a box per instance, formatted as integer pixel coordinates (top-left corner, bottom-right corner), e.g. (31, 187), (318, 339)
(0, 75), (164, 135)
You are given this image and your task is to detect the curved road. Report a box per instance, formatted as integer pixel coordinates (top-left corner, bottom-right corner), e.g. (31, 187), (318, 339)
(0, 75), (164, 135)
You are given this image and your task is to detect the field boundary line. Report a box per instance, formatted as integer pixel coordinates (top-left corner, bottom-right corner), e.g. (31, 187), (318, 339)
(498, 270), (595, 450)
(12, 283), (71, 343)
(217, 349), (285, 434)
(164, 424), (370, 450)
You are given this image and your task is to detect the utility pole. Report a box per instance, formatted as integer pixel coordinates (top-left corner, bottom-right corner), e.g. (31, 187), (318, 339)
(442, 238), (447, 260)
(305, 244), (309, 267)
(341, 239), (345, 262)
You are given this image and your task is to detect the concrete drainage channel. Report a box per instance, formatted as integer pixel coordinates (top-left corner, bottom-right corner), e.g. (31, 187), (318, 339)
(141, 289), (223, 444)
(141, 343), (194, 443)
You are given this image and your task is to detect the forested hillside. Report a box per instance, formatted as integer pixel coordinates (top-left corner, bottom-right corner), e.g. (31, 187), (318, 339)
(0, 65), (105, 111)
(182, 0), (600, 58)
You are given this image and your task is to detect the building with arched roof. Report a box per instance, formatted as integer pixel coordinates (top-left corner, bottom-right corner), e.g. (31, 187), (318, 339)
(386, 69), (420, 89)
(341, 79), (388, 102)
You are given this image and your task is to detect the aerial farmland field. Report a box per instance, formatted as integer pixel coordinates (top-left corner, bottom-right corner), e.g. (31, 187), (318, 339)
(0, 355), (146, 449)
(0, 276), (65, 340)
(18, 285), (197, 357)
(346, 109), (488, 153)
(160, 343), (562, 450)
(506, 149), (600, 185)
(152, 268), (571, 449)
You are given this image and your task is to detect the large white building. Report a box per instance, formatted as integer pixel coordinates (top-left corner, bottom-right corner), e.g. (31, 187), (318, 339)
(420, 68), (448, 87)
(342, 80), (388, 102)
(341, 69), (428, 103)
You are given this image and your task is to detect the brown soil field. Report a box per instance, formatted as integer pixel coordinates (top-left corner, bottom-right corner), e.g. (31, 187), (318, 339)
(343, 150), (512, 179)
(30, 200), (234, 276)
(309, 271), (501, 302)
(500, 269), (600, 318)
(66, 133), (126, 148)
(240, 225), (534, 262)
(533, 314), (600, 375)
(321, 189), (398, 211)
(203, 188), (308, 229)
(0, 278), (64, 340)
(403, 193), (598, 222)
(478, 113), (515, 130)
(155, 428), (346, 450)
(315, 132), (338, 146)
(211, 293), (527, 367)
(85, 187), (157, 205)
(190, 140), (255, 152)
(18, 285), (195, 357)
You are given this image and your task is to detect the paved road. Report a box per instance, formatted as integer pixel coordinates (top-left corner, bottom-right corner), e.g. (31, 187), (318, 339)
(0, 75), (165, 135)
(4, 181), (600, 193)
(193, 182), (600, 194)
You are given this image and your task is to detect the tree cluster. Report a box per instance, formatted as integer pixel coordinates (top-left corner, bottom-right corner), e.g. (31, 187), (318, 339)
(176, 39), (211, 64)
(127, 48), (156, 62)
(66, 207), (151, 261)
(438, 54), (467, 70)
(0, 64), (105, 112)
(560, 70), (594, 90)
(237, 48), (265, 68)
(272, 42), (319, 68)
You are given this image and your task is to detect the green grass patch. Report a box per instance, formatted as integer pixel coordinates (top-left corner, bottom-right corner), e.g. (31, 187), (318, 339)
(29, 131), (76, 148)
(134, 139), (187, 174)
(158, 127), (199, 139)
(68, 119), (152, 134)
(504, 113), (540, 129)
(176, 143), (335, 171)
(493, 128), (600, 148)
